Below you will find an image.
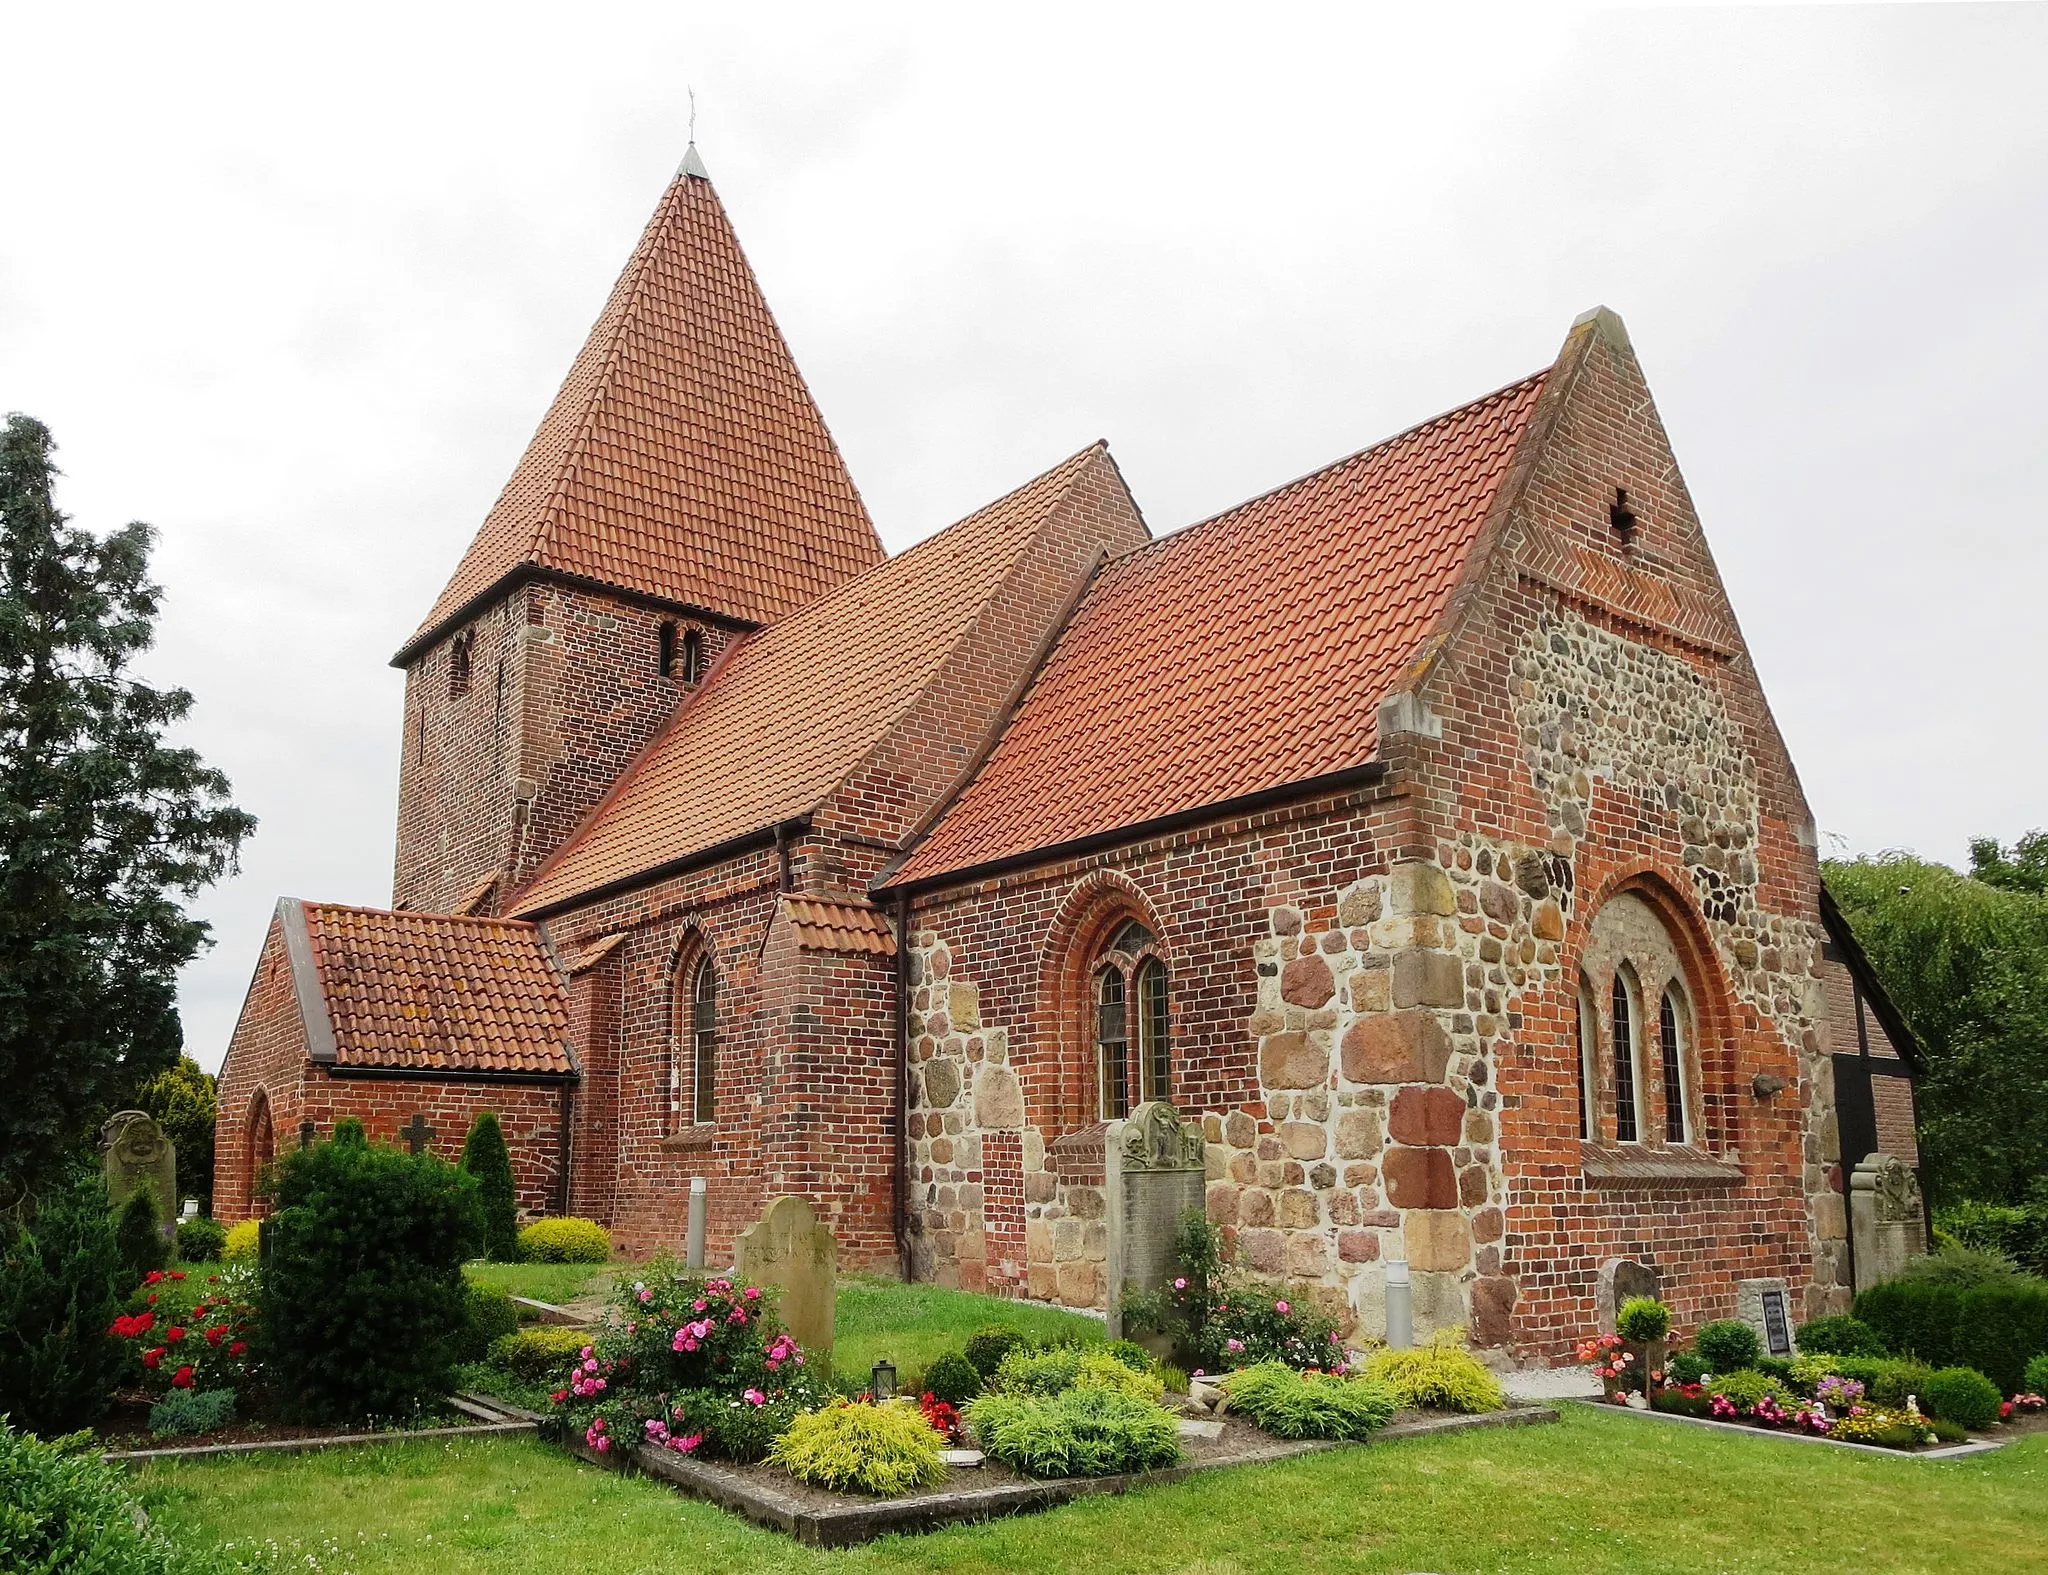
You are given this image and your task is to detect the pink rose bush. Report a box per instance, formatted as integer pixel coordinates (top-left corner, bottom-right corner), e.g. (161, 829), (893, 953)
(551, 1262), (824, 1464)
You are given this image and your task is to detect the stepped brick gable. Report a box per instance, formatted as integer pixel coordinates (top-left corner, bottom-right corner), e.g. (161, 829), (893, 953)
(218, 155), (1918, 1369)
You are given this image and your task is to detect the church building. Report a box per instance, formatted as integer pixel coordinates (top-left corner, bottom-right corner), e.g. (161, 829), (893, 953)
(213, 147), (1920, 1357)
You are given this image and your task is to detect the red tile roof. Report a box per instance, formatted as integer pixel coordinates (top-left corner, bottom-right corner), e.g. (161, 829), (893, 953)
(509, 445), (1119, 917)
(784, 897), (897, 955)
(401, 162), (883, 660)
(300, 903), (574, 1075)
(893, 373), (1549, 884)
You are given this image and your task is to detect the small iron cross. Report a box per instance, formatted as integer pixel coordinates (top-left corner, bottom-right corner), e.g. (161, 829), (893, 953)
(400, 1114), (435, 1155)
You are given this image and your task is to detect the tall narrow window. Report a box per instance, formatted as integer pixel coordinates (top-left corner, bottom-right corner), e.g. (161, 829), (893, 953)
(658, 620), (678, 677)
(1096, 968), (1130, 1120)
(1576, 979), (1596, 1141)
(448, 630), (474, 697)
(1660, 989), (1689, 1144)
(682, 629), (705, 684)
(1137, 959), (1170, 1102)
(1612, 973), (1639, 1144)
(690, 957), (718, 1125)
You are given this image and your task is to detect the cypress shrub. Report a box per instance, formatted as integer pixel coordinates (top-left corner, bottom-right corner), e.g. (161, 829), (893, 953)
(1793, 1314), (1886, 1357)
(262, 1131), (481, 1422)
(460, 1112), (519, 1262)
(1855, 1279), (1963, 1367)
(114, 1184), (167, 1282)
(0, 1167), (129, 1434)
(1854, 1275), (2048, 1393)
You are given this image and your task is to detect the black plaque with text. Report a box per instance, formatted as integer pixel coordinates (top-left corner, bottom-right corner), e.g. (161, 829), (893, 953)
(1760, 1288), (1793, 1356)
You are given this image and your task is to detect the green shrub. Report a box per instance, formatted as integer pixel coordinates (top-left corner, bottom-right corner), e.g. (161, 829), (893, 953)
(1855, 1275), (2048, 1394)
(992, 1346), (1163, 1401)
(964, 1386), (1183, 1477)
(2026, 1353), (2048, 1395)
(1871, 1359), (1936, 1409)
(174, 1215), (227, 1263)
(919, 1350), (982, 1406)
(0, 1166), (128, 1434)
(148, 1386), (236, 1437)
(1706, 1369), (1790, 1412)
(1754, 1354), (1796, 1383)
(460, 1281), (522, 1361)
(1104, 1338), (1155, 1374)
(460, 1112), (520, 1263)
(1795, 1314), (1886, 1357)
(223, 1219), (260, 1262)
(518, 1216), (610, 1264)
(1938, 1201), (2048, 1277)
(1220, 1362), (1397, 1440)
(0, 1420), (178, 1573)
(1361, 1330), (1505, 1413)
(1897, 1243), (2023, 1287)
(263, 1130), (482, 1422)
(1694, 1319), (1762, 1374)
(767, 1398), (946, 1495)
(487, 1325), (590, 1381)
(1921, 1366), (2002, 1429)
(1666, 1350), (1710, 1386)
(1615, 1297), (1671, 1343)
(668, 1377), (825, 1462)
(963, 1325), (1027, 1377)
(114, 1185), (167, 1282)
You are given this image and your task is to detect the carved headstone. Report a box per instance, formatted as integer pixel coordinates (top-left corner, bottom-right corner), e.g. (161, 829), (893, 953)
(1736, 1277), (1796, 1357)
(1849, 1153), (1925, 1293)
(1595, 1257), (1660, 1333)
(732, 1194), (838, 1378)
(1104, 1101), (1207, 1340)
(100, 1110), (176, 1237)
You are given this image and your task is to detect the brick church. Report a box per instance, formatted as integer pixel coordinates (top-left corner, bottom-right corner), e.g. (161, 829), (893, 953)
(214, 147), (1921, 1356)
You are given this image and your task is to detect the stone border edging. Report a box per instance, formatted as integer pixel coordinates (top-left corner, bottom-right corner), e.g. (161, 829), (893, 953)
(1571, 1398), (2006, 1460)
(571, 1402), (1558, 1545)
(103, 1406), (537, 1467)
(509, 1296), (590, 1326)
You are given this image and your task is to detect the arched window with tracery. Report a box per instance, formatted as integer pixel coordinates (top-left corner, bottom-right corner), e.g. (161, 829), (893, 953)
(1090, 918), (1168, 1119)
(1579, 887), (1713, 1151)
(1575, 976), (1597, 1140)
(689, 956), (718, 1126)
(1660, 987), (1691, 1144)
(1611, 971), (1641, 1144)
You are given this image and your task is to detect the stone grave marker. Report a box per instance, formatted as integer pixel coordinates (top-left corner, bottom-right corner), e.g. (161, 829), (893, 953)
(1595, 1257), (1660, 1332)
(1736, 1278), (1796, 1357)
(100, 1110), (176, 1237)
(1849, 1153), (1925, 1293)
(733, 1194), (838, 1378)
(1104, 1100), (1206, 1340)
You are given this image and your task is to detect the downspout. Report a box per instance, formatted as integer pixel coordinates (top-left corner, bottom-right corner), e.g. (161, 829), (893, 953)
(555, 1083), (574, 1217)
(893, 887), (913, 1282)
(775, 820), (796, 894)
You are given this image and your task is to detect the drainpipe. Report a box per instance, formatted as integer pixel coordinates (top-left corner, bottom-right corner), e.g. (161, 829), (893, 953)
(554, 1084), (574, 1216)
(775, 821), (796, 894)
(893, 888), (913, 1281)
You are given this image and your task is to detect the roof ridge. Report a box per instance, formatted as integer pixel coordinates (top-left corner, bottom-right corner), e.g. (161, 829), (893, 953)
(301, 898), (540, 931)
(1104, 369), (1550, 572)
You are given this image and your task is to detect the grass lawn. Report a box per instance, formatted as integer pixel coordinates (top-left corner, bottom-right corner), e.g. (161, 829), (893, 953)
(140, 1406), (2048, 1574)
(836, 1273), (1104, 1383)
(463, 1261), (617, 1307)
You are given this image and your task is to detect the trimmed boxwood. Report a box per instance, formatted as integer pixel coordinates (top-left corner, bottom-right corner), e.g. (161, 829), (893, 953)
(518, 1216), (610, 1264)
(1794, 1314), (1886, 1357)
(1921, 1366), (2002, 1430)
(1854, 1275), (2048, 1394)
(1694, 1319), (1762, 1374)
(920, 1350), (982, 1406)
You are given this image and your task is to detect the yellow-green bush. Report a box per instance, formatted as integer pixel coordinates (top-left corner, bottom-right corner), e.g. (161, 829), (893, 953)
(223, 1220), (260, 1262)
(487, 1325), (591, 1381)
(1221, 1362), (1397, 1440)
(517, 1216), (610, 1264)
(767, 1399), (946, 1495)
(1361, 1328), (1505, 1414)
(992, 1345), (1163, 1401)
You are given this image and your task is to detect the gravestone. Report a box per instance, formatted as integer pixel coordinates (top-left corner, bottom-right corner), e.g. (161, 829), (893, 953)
(1104, 1101), (1206, 1340)
(100, 1111), (176, 1237)
(732, 1194), (838, 1378)
(1736, 1277), (1796, 1357)
(1849, 1153), (1926, 1293)
(1595, 1257), (1660, 1333)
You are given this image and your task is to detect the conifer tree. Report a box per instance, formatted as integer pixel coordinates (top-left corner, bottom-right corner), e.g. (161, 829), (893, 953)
(460, 1112), (518, 1261)
(0, 415), (254, 1209)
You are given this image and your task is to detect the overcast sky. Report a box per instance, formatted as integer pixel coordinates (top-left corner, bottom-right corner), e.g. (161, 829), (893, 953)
(4, 2), (2043, 1073)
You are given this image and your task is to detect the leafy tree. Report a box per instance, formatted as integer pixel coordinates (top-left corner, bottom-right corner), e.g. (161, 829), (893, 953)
(1971, 830), (2048, 897)
(1826, 849), (2048, 1206)
(0, 415), (255, 1210)
(459, 1111), (519, 1262)
(0, 1165), (129, 1434)
(136, 1055), (215, 1214)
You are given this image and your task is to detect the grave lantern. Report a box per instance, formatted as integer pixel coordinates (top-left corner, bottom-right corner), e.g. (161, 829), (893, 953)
(871, 1359), (896, 1401)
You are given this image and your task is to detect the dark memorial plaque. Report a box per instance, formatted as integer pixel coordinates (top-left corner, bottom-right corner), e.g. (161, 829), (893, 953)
(1759, 1288), (1793, 1356)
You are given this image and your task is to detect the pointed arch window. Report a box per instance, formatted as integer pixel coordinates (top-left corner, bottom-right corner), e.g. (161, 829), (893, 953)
(1612, 972), (1640, 1144)
(247, 1089), (275, 1219)
(690, 956), (718, 1125)
(1576, 976), (1597, 1141)
(1089, 917), (1167, 1120)
(1660, 988), (1690, 1144)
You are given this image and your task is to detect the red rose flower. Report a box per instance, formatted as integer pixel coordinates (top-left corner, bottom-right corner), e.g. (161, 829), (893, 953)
(166, 1326), (186, 1343)
(143, 1347), (164, 1369)
(229, 1342), (247, 1357)
(172, 1365), (195, 1388)
(144, 1271), (165, 1287)
(206, 1325), (227, 1347)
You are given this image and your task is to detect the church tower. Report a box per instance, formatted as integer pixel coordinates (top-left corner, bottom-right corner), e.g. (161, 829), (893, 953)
(390, 148), (883, 914)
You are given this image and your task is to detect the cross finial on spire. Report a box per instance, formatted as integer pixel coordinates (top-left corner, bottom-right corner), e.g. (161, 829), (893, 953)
(677, 87), (710, 181)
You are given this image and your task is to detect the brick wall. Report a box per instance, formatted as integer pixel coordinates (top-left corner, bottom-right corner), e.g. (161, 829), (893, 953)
(213, 915), (310, 1221)
(393, 582), (738, 915)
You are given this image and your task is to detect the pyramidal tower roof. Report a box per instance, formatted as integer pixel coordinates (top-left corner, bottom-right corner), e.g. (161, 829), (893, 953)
(396, 147), (885, 663)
